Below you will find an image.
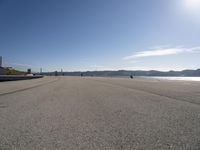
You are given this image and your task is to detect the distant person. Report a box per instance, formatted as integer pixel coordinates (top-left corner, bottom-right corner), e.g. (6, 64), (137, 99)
(81, 73), (83, 77)
(130, 75), (133, 79)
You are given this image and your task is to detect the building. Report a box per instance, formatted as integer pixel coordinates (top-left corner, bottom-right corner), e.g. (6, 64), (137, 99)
(0, 67), (6, 75)
(0, 56), (2, 67)
(27, 69), (31, 74)
(0, 56), (7, 75)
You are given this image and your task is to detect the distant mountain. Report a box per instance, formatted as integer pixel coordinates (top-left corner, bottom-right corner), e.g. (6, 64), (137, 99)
(40, 69), (200, 77)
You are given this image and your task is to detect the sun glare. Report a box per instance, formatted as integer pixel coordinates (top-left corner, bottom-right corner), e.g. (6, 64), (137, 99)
(182, 0), (200, 13)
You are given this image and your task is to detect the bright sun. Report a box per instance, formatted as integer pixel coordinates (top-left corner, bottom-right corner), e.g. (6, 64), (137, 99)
(182, 0), (200, 13)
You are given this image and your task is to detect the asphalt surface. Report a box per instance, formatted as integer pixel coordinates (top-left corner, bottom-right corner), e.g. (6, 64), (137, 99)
(0, 76), (200, 150)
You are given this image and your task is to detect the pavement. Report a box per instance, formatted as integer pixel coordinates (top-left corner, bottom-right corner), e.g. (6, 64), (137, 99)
(0, 76), (200, 150)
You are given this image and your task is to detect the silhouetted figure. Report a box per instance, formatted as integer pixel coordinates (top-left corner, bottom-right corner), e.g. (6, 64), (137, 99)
(130, 75), (133, 79)
(81, 73), (83, 77)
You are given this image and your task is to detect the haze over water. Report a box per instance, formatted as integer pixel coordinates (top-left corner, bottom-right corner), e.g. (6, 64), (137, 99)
(147, 76), (200, 81)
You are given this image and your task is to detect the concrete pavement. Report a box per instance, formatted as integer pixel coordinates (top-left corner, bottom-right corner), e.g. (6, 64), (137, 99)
(0, 77), (200, 150)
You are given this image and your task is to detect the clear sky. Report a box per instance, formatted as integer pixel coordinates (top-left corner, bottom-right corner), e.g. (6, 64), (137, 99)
(0, 0), (200, 72)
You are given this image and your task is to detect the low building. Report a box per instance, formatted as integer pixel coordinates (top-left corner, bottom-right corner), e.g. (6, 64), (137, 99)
(0, 67), (7, 75)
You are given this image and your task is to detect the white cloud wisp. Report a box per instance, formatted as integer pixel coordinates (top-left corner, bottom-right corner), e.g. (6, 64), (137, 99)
(124, 46), (200, 60)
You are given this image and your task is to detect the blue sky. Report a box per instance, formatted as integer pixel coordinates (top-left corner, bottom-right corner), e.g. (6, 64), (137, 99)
(0, 0), (200, 72)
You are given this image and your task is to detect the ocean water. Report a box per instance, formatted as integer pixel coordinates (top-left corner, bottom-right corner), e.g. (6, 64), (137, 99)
(146, 77), (200, 81)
